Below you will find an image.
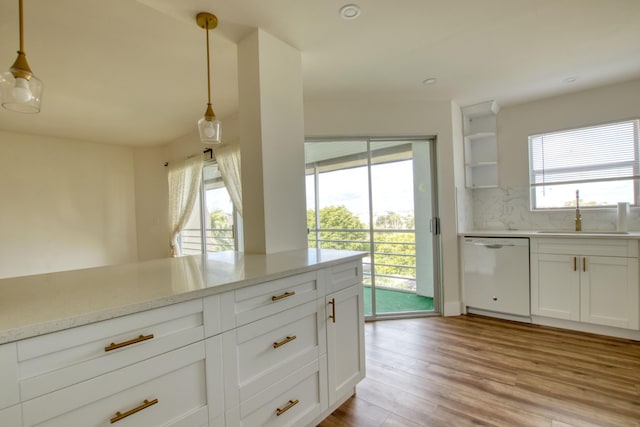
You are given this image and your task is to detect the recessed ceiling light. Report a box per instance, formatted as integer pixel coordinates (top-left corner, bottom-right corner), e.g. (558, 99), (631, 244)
(563, 76), (577, 84)
(422, 78), (437, 85)
(340, 4), (361, 20)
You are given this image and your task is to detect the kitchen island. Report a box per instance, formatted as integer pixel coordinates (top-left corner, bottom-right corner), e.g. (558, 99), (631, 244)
(0, 249), (366, 427)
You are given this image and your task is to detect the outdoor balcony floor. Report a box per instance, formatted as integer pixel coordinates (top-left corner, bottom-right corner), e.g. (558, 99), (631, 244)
(363, 285), (434, 316)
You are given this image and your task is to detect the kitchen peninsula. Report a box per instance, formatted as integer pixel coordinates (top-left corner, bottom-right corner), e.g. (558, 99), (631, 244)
(0, 249), (366, 426)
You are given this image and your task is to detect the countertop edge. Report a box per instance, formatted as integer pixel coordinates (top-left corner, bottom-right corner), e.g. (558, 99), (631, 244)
(459, 230), (640, 238)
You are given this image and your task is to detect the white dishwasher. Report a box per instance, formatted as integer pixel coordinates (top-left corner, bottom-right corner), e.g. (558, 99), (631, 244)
(462, 237), (530, 318)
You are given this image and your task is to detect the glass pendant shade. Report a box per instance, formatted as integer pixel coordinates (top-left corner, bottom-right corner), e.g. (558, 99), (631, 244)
(2, 0), (42, 113)
(198, 115), (221, 144)
(0, 69), (43, 113)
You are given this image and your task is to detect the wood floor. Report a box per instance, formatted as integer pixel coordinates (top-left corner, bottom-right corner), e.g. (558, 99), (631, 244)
(318, 315), (640, 427)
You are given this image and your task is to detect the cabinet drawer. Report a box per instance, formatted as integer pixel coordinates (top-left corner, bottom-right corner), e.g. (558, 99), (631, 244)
(227, 357), (327, 427)
(0, 342), (19, 409)
(232, 300), (323, 402)
(326, 261), (362, 293)
(531, 238), (638, 257)
(22, 342), (207, 427)
(0, 404), (22, 426)
(18, 299), (204, 401)
(233, 271), (320, 327)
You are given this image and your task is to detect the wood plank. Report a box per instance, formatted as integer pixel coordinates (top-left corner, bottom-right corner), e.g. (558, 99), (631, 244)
(317, 315), (640, 427)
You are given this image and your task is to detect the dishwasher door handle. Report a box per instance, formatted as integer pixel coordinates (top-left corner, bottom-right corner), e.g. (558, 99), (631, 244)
(473, 243), (515, 249)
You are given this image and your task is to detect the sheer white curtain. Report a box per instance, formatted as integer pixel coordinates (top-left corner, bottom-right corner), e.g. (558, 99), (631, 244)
(214, 144), (242, 217)
(168, 156), (203, 257)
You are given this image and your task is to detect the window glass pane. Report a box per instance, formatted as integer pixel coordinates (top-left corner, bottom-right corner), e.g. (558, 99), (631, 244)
(203, 162), (234, 252)
(370, 142), (416, 293)
(529, 119), (639, 209)
(534, 180), (635, 209)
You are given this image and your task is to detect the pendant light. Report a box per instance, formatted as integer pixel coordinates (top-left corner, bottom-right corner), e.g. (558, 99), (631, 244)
(196, 12), (221, 144)
(0, 0), (43, 113)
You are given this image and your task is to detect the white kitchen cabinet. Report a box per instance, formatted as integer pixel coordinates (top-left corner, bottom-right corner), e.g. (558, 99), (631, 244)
(0, 404), (22, 427)
(0, 342), (19, 411)
(581, 255), (639, 329)
(22, 342), (208, 427)
(326, 284), (365, 405)
(462, 100), (499, 189)
(17, 299), (204, 402)
(225, 358), (327, 427)
(222, 299), (325, 409)
(229, 271), (322, 328)
(1, 255), (365, 427)
(531, 238), (639, 330)
(205, 334), (225, 425)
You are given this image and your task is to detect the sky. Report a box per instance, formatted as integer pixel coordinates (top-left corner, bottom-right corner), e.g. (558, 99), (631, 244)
(306, 160), (416, 220)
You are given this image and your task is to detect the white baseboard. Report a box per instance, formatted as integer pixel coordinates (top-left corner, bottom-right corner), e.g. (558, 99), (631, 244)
(532, 316), (640, 341)
(467, 307), (532, 323)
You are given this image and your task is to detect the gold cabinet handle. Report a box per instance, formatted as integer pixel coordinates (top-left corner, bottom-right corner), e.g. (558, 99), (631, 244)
(272, 291), (295, 302)
(276, 399), (299, 416)
(273, 335), (297, 349)
(329, 298), (336, 323)
(110, 398), (158, 424)
(105, 334), (154, 352)
(583, 257), (587, 272)
(573, 256), (577, 271)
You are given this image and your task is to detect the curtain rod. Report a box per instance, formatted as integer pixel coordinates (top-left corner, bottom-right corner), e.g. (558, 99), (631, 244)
(164, 148), (213, 167)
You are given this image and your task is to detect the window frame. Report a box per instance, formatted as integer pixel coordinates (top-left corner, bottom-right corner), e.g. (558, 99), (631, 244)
(528, 118), (640, 210)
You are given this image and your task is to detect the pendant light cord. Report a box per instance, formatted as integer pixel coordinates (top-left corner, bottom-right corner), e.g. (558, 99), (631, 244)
(205, 20), (211, 105)
(18, 0), (25, 53)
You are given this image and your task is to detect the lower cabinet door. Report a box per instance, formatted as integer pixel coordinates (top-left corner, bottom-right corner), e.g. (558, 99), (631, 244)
(326, 284), (366, 405)
(581, 255), (640, 329)
(22, 342), (207, 427)
(226, 357), (327, 427)
(531, 253), (580, 321)
(0, 404), (22, 427)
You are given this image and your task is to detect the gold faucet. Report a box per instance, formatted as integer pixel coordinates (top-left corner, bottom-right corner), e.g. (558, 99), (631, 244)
(575, 190), (582, 231)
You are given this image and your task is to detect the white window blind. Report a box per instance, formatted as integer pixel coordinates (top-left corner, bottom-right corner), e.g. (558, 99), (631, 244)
(529, 119), (640, 209)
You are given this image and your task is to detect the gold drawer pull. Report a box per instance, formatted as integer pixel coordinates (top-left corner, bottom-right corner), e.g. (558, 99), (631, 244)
(329, 298), (336, 323)
(272, 291), (295, 301)
(110, 398), (158, 424)
(105, 334), (154, 352)
(276, 399), (299, 416)
(273, 335), (297, 349)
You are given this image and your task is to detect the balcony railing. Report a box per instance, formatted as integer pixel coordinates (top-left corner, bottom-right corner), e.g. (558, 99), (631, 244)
(308, 228), (417, 292)
(180, 227), (234, 255)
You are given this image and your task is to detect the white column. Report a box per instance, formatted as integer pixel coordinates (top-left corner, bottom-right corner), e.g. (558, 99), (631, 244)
(237, 29), (307, 254)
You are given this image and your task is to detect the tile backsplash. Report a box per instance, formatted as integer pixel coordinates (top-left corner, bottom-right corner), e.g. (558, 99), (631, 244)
(468, 186), (639, 232)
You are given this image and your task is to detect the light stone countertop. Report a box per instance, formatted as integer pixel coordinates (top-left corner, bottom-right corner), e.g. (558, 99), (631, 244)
(0, 249), (365, 345)
(459, 230), (640, 238)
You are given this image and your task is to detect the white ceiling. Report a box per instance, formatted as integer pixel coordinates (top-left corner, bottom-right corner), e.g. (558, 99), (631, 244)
(0, 0), (639, 146)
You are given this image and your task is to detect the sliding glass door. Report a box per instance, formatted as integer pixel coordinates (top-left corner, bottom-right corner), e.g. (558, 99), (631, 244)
(305, 137), (440, 319)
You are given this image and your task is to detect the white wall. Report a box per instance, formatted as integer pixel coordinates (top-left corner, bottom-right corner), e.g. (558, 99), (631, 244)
(499, 78), (640, 186)
(304, 98), (463, 315)
(133, 145), (169, 261)
(0, 130), (138, 278)
(469, 78), (640, 231)
(238, 29), (307, 254)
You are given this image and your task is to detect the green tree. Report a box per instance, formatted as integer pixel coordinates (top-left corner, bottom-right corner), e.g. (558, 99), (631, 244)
(208, 209), (232, 251)
(375, 211), (414, 229)
(307, 205), (368, 251)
